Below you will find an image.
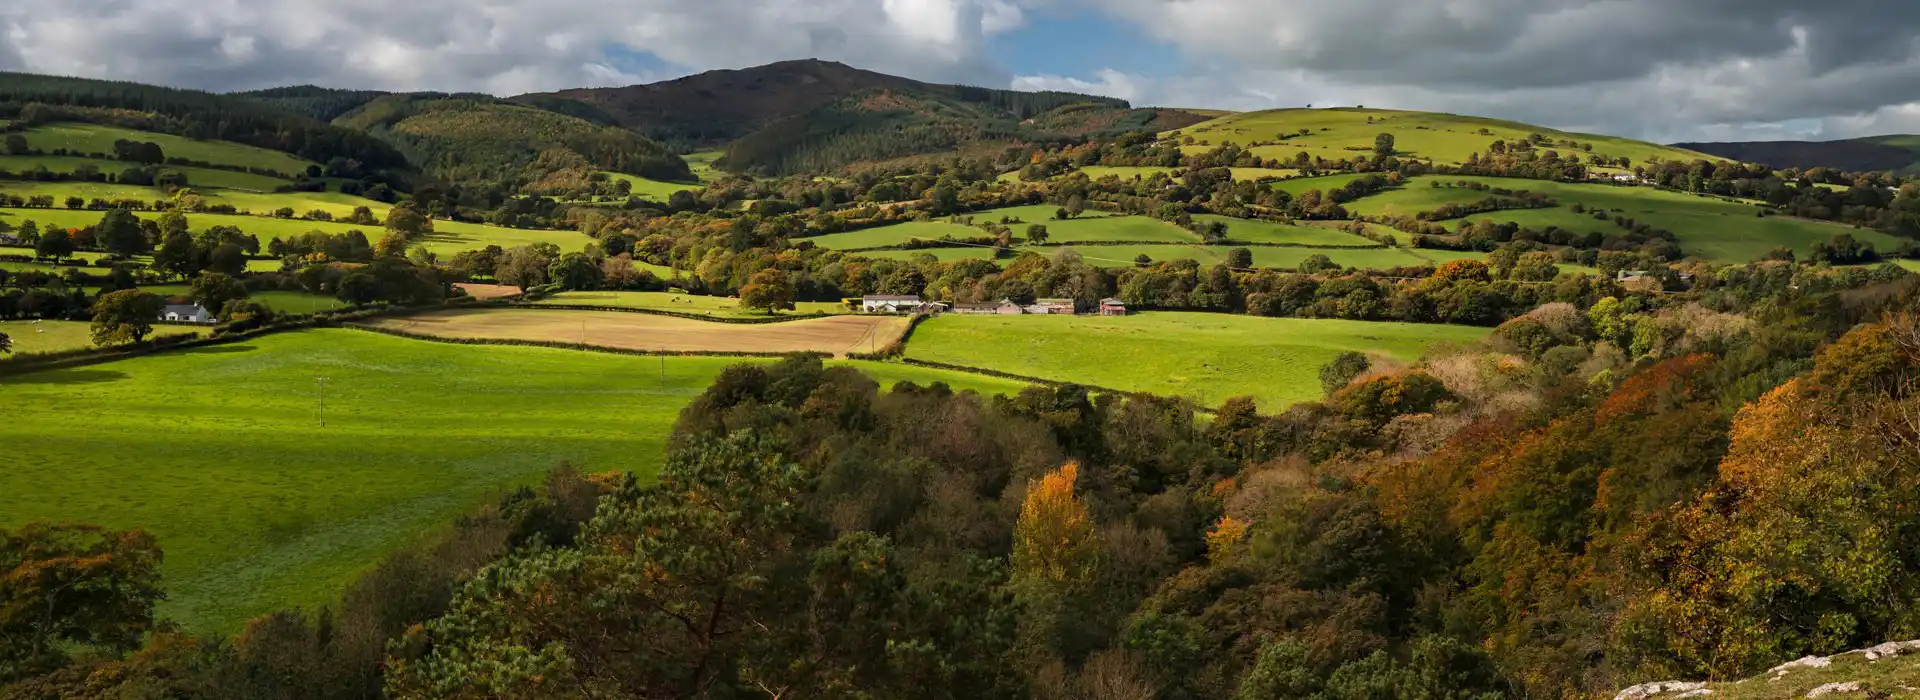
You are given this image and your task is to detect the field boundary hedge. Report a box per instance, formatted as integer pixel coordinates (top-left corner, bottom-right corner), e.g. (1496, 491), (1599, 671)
(508, 303), (841, 324)
(344, 323), (833, 359)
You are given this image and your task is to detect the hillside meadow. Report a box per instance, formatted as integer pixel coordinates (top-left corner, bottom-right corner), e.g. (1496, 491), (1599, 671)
(904, 312), (1490, 409)
(0, 154), (289, 191)
(0, 205), (597, 257)
(1169, 108), (1718, 169)
(0, 328), (1030, 633)
(16, 122), (317, 174)
(1339, 176), (1899, 262)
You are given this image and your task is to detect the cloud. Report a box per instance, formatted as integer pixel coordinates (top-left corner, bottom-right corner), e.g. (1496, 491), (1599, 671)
(0, 0), (1032, 94)
(5, 0), (1920, 143)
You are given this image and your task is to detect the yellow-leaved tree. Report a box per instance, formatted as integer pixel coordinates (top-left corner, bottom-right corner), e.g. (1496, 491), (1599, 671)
(1011, 462), (1104, 667)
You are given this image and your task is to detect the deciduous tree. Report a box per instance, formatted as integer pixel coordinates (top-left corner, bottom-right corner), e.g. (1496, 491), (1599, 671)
(90, 290), (165, 346)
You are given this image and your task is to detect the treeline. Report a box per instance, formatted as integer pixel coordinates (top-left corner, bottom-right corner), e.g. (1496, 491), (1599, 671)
(1635, 158), (1920, 237)
(17, 268), (1920, 697)
(0, 72), (409, 174)
(234, 85), (391, 122)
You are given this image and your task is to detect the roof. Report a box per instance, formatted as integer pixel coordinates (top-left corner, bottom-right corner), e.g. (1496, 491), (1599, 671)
(1036, 298), (1073, 304)
(863, 295), (921, 302)
(1099, 298), (1126, 305)
(163, 304), (209, 315)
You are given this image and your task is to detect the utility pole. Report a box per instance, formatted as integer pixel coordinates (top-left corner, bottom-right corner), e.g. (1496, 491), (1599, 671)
(316, 377), (330, 427)
(659, 355), (666, 387)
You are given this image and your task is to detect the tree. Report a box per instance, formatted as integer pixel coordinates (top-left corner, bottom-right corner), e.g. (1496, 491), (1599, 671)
(153, 231), (199, 279)
(0, 523), (164, 681)
(1375, 132), (1397, 156)
(90, 290), (165, 346)
(384, 205), (432, 241)
(1026, 224), (1050, 245)
(1321, 350), (1372, 395)
(208, 242), (247, 276)
(189, 272), (248, 312)
(548, 252), (604, 291)
(374, 231), (409, 258)
(34, 228), (73, 262)
(17, 220), (38, 245)
(1227, 247), (1254, 269)
(494, 245), (550, 291)
(95, 209), (147, 258)
(1298, 253), (1336, 274)
(0, 332), (10, 354)
(1065, 195), (1087, 218)
(1012, 461), (1102, 663)
(739, 268), (797, 314)
(3, 134), (27, 155)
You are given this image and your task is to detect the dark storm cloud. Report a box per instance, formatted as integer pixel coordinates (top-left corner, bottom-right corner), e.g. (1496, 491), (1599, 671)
(3, 0), (1919, 141)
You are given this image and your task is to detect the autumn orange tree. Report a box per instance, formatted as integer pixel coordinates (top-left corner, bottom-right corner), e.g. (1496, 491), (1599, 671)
(1011, 461), (1104, 665)
(0, 523), (165, 681)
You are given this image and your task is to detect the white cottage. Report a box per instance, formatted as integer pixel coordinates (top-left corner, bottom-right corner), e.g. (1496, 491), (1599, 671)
(160, 304), (216, 323)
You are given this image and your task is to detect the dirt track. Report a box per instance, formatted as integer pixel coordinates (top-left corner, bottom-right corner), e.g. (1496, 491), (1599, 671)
(360, 309), (911, 357)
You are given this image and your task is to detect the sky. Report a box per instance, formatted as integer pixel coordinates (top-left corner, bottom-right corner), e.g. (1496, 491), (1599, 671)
(3, 0), (1919, 144)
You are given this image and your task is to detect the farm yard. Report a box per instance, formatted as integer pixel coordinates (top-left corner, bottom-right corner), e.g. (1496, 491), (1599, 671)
(904, 312), (1490, 409)
(359, 308), (911, 357)
(0, 328), (1032, 633)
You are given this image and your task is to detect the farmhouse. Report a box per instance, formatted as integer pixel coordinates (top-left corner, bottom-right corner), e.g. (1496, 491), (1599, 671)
(861, 295), (928, 314)
(1025, 298), (1077, 315)
(160, 304), (216, 323)
(955, 299), (1024, 315)
(1099, 298), (1128, 316)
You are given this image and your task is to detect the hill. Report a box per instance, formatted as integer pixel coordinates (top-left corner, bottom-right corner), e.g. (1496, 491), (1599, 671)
(519, 59), (1206, 174)
(331, 93), (692, 185)
(1677, 136), (1920, 174)
(514, 59), (942, 149)
(0, 72), (409, 176)
(1170, 107), (1721, 169)
(233, 85), (391, 122)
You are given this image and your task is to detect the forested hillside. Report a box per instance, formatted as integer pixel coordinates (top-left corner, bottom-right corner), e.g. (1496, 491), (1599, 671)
(0, 72), (409, 175)
(332, 94), (692, 185)
(1678, 136), (1920, 174)
(721, 87), (1199, 175)
(235, 86), (391, 122)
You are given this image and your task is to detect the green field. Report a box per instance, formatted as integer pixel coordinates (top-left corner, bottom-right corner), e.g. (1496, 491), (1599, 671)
(17, 122), (316, 175)
(0, 155), (289, 191)
(905, 312), (1490, 409)
(1269, 173), (1377, 195)
(808, 219), (985, 250)
(1340, 184), (1498, 218)
(854, 247), (1004, 262)
(131, 285), (344, 314)
(1338, 176), (1894, 263)
(532, 291), (848, 316)
(0, 180), (392, 219)
(0, 329), (1030, 634)
(601, 171), (703, 201)
(1169, 108), (1718, 169)
(1194, 215), (1378, 246)
(683, 151), (727, 183)
(0, 206), (597, 257)
(857, 241), (1482, 270)
(0, 319), (102, 354)
(816, 205), (1200, 251)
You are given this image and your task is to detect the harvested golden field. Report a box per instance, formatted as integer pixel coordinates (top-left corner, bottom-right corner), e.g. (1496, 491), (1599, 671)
(359, 309), (911, 357)
(454, 283), (524, 300)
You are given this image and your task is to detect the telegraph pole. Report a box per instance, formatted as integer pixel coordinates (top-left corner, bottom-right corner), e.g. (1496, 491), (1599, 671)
(316, 377), (330, 427)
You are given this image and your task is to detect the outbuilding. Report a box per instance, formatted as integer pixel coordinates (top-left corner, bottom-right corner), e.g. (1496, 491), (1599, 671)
(1099, 298), (1128, 316)
(861, 295), (926, 314)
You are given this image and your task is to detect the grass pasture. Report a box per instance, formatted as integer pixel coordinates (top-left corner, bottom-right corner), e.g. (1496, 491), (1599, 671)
(601, 171), (703, 201)
(0, 329), (1028, 633)
(807, 219), (984, 250)
(855, 247), (1003, 262)
(905, 312), (1490, 409)
(0, 319), (103, 355)
(0, 206), (598, 258)
(0, 155), (289, 191)
(533, 291), (847, 317)
(1341, 176), (1897, 263)
(1196, 215), (1377, 246)
(1168, 108), (1717, 170)
(1029, 243), (1474, 271)
(17, 122), (316, 175)
(1268, 173), (1377, 195)
(814, 205), (1199, 250)
(361, 308), (911, 357)
(0, 180), (392, 220)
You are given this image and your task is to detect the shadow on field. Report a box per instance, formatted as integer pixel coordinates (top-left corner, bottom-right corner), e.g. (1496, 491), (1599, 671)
(0, 369), (127, 385)
(176, 344), (256, 356)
